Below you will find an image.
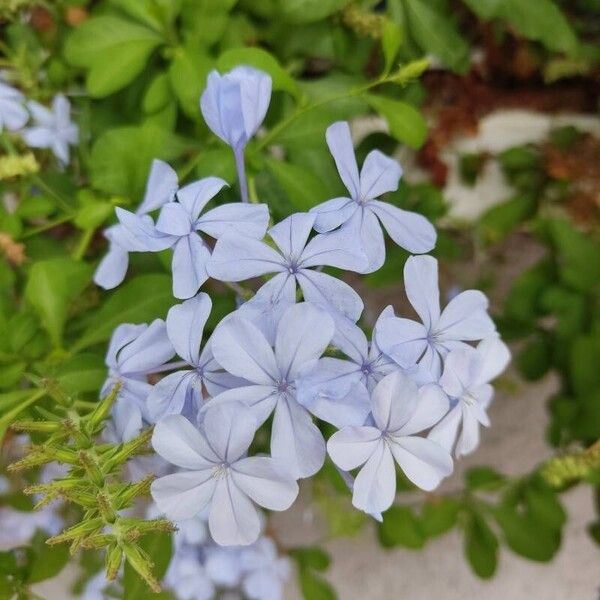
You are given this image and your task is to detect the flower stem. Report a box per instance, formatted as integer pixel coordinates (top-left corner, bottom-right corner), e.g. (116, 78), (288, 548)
(234, 145), (249, 203)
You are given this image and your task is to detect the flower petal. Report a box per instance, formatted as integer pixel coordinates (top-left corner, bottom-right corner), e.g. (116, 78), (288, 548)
(475, 337), (511, 385)
(167, 293), (212, 365)
(94, 244), (129, 290)
(397, 383), (449, 436)
(326, 121), (360, 199)
(271, 394), (326, 479)
(203, 402), (257, 463)
(137, 159), (178, 214)
(152, 414), (220, 468)
(369, 200), (436, 254)
(208, 477), (261, 545)
(371, 371), (418, 433)
(310, 197), (357, 233)
(156, 202), (192, 236)
(268, 213), (315, 258)
(390, 436), (453, 491)
(209, 233), (285, 282)
(427, 405), (462, 453)
(275, 303), (334, 380)
(231, 456), (299, 510)
(118, 319), (175, 374)
(172, 234), (211, 299)
(359, 150), (402, 200)
(205, 385), (278, 427)
(297, 269), (363, 322)
(374, 315), (428, 368)
(300, 227), (368, 272)
(211, 315), (279, 385)
(151, 470), (216, 521)
(147, 370), (197, 422)
(327, 426), (382, 471)
(437, 290), (496, 341)
(403, 255), (441, 331)
(197, 202), (269, 240)
(352, 441), (396, 514)
(176, 177), (228, 221)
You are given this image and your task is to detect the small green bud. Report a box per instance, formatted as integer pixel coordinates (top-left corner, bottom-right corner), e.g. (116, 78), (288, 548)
(121, 542), (161, 593)
(105, 543), (123, 581)
(114, 475), (155, 509)
(11, 420), (60, 433)
(47, 517), (104, 545)
(87, 383), (122, 434)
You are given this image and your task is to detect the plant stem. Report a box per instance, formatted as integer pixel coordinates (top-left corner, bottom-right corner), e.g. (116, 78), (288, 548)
(234, 146), (249, 203)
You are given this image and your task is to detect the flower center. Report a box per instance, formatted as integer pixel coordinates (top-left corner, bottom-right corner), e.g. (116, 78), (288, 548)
(463, 391), (477, 407)
(276, 379), (290, 393)
(361, 362), (373, 376)
(212, 463), (229, 480)
(286, 260), (299, 275)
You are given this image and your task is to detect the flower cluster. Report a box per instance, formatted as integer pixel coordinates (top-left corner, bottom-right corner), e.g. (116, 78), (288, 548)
(0, 79), (78, 164)
(95, 65), (510, 566)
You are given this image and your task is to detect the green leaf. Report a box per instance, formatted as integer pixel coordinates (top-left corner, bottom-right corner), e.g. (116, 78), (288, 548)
(143, 72), (173, 114)
(494, 506), (560, 561)
(365, 94), (427, 149)
(123, 531), (172, 600)
(217, 47), (299, 97)
(403, 0), (470, 73)
(74, 202), (114, 231)
(278, 0), (351, 24)
(75, 274), (174, 351)
(478, 194), (537, 244)
(465, 467), (506, 491)
(25, 258), (92, 347)
(464, 510), (498, 579)
(517, 338), (552, 381)
(462, 0), (578, 54)
(378, 505), (426, 549)
(109, 0), (182, 31)
(421, 499), (460, 537)
(196, 148), (236, 182)
(168, 46), (212, 118)
(524, 480), (566, 530)
(27, 532), (69, 584)
(570, 335), (600, 397)
(382, 21), (403, 74)
(266, 158), (331, 211)
(90, 124), (183, 199)
(503, 260), (553, 324)
(290, 547), (331, 571)
(298, 570), (337, 600)
(64, 16), (163, 97)
(180, 0), (237, 46)
(53, 353), (107, 395)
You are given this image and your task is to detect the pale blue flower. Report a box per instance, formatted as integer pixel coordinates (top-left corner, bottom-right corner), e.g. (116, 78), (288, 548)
(209, 212), (368, 322)
(429, 337), (510, 457)
(240, 537), (290, 600)
(165, 549), (215, 600)
(376, 255), (497, 379)
(296, 307), (434, 429)
(95, 159), (178, 289)
(327, 371), (452, 514)
(0, 81), (28, 132)
(102, 320), (175, 441)
(151, 404), (298, 546)
(200, 66), (272, 202)
(310, 121), (436, 272)
(116, 176), (269, 299)
(0, 504), (62, 548)
(147, 293), (246, 422)
(21, 95), (78, 164)
(207, 302), (335, 479)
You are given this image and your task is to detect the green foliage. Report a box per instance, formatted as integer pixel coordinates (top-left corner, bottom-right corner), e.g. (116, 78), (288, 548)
(291, 547), (337, 600)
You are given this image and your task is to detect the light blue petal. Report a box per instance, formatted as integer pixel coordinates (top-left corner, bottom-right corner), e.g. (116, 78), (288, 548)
(359, 149), (402, 200)
(136, 159), (178, 214)
(268, 212), (314, 259)
(176, 177), (228, 221)
(297, 269), (363, 322)
(300, 228), (369, 272)
(147, 369), (198, 422)
(326, 121), (360, 199)
(167, 293), (212, 365)
(196, 202), (269, 239)
(93, 243), (129, 290)
(117, 319), (175, 374)
(115, 207), (176, 251)
(156, 202), (192, 236)
(310, 196), (357, 233)
(172, 234), (211, 299)
(209, 233), (286, 282)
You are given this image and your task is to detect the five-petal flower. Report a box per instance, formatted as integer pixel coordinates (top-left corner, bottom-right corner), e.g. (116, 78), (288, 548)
(429, 337), (511, 457)
(151, 404), (298, 545)
(21, 95), (78, 164)
(0, 81), (28, 132)
(208, 302), (335, 478)
(209, 212), (368, 322)
(310, 121), (436, 272)
(327, 371), (452, 514)
(376, 255), (496, 379)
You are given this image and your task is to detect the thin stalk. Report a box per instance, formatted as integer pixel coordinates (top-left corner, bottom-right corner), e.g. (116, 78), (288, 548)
(234, 145), (249, 203)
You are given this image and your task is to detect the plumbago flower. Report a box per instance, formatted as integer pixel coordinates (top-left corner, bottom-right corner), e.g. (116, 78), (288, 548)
(0, 81), (28, 132)
(151, 403), (298, 545)
(376, 254), (496, 379)
(101, 319), (174, 441)
(147, 293), (245, 421)
(200, 66), (271, 203)
(115, 174), (269, 299)
(21, 95), (78, 164)
(209, 212), (368, 322)
(208, 302), (335, 478)
(296, 308), (435, 428)
(429, 337), (511, 457)
(327, 371), (452, 514)
(85, 66), (510, 572)
(310, 121), (436, 272)
(94, 159), (178, 289)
